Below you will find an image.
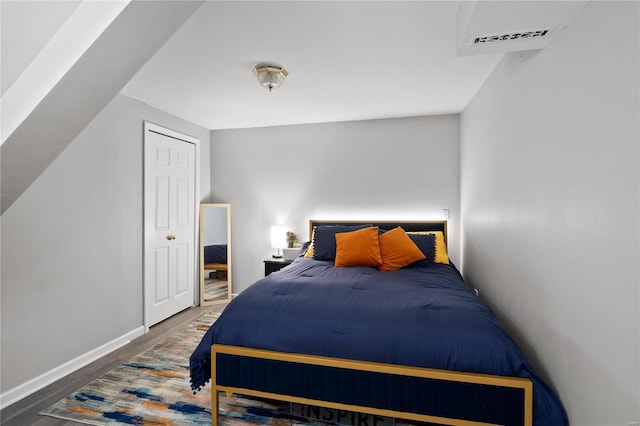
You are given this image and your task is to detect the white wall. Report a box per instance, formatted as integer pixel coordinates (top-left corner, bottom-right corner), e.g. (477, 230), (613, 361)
(460, 2), (639, 425)
(210, 115), (460, 294)
(0, 93), (210, 402)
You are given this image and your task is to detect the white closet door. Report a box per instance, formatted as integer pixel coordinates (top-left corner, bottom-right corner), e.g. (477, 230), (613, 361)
(144, 123), (197, 327)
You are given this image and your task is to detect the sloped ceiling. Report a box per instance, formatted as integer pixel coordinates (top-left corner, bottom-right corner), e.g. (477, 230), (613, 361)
(0, 0), (589, 214)
(0, 1), (204, 214)
(1, 0), (82, 95)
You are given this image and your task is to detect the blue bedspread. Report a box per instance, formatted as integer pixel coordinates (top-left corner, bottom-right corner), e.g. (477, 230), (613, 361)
(190, 258), (567, 425)
(204, 244), (227, 264)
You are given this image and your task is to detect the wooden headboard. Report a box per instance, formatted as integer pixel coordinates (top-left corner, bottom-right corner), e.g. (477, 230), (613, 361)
(308, 220), (447, 243)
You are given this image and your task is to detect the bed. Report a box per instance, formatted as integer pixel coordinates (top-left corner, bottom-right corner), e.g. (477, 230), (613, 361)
(190, 220), (567, 426)
(203, 244), (228, 279)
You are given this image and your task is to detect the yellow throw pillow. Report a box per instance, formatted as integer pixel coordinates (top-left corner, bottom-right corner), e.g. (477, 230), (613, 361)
(378, 227), (426, 271)
(334, 227), (382, 267)
(406, 231), (449, 264)
(304, 243), (314, 258)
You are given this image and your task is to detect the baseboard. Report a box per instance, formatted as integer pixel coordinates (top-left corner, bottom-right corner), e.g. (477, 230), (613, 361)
(0, 326), (145, 410)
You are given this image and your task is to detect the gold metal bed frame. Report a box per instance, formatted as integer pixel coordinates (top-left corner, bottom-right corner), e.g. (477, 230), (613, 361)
(209, 220), (533, 426)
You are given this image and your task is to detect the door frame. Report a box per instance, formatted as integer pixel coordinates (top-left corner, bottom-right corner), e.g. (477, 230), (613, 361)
(143, 121), (200, 332)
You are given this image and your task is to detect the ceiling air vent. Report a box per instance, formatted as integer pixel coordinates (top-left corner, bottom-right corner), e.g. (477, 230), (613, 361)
(471, 28), (551, 45)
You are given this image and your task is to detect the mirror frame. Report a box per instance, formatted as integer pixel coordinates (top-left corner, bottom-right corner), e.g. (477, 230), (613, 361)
(199, 203), (232, 306)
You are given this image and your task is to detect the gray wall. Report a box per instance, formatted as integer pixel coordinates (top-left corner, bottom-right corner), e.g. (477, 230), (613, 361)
(210, 115), (460, 294)
(1, 93), (210, 394)
(204, 207), (228, 245)
(460, 2), (639, 424)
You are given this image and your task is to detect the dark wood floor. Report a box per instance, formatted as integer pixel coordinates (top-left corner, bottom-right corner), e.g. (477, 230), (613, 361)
(0, 304), (226, 426)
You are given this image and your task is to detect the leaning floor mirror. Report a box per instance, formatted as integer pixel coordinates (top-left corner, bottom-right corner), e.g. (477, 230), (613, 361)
(199, 203), (232, 305)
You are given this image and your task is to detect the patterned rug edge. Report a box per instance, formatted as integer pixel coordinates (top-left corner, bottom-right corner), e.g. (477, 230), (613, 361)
(39, 310), (220, 425)
(39, 310), (412, 426)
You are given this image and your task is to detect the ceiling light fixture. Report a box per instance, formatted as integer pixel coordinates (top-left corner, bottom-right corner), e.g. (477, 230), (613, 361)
(252, 63), (288, 92)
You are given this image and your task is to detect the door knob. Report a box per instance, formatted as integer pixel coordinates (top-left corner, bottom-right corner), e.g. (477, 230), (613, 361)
(166, 234), (176, 240)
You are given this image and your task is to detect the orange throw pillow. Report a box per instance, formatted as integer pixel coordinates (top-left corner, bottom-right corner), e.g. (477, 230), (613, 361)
(334, 227), (382, 267)
(378, 227), (426, 271)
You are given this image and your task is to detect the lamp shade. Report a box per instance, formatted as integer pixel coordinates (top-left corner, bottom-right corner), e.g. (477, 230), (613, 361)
(270, 226), (288, 249)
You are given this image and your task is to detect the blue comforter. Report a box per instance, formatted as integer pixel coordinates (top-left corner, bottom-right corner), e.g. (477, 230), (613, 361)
(190, 258), (567, 425)
(204, 244), (227, 264)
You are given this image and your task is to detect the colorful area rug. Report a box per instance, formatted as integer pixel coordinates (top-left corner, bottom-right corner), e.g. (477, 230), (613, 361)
(41, 311), (221, 425)
(40, 310), (423, 426)
(39, 311), (394, 426)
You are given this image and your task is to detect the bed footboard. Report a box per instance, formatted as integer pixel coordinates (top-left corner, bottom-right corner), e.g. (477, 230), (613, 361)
(211, 344), (532, 426)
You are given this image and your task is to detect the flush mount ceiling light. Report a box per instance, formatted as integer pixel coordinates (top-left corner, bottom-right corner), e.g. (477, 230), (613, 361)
(252, 63), (289, 92)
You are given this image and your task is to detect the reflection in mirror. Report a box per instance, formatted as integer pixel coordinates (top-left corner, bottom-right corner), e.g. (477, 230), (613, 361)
(199, 204), (231, 305)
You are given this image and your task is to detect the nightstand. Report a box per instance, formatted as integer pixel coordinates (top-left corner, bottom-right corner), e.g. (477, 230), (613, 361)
(264, 258), (293, 276)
